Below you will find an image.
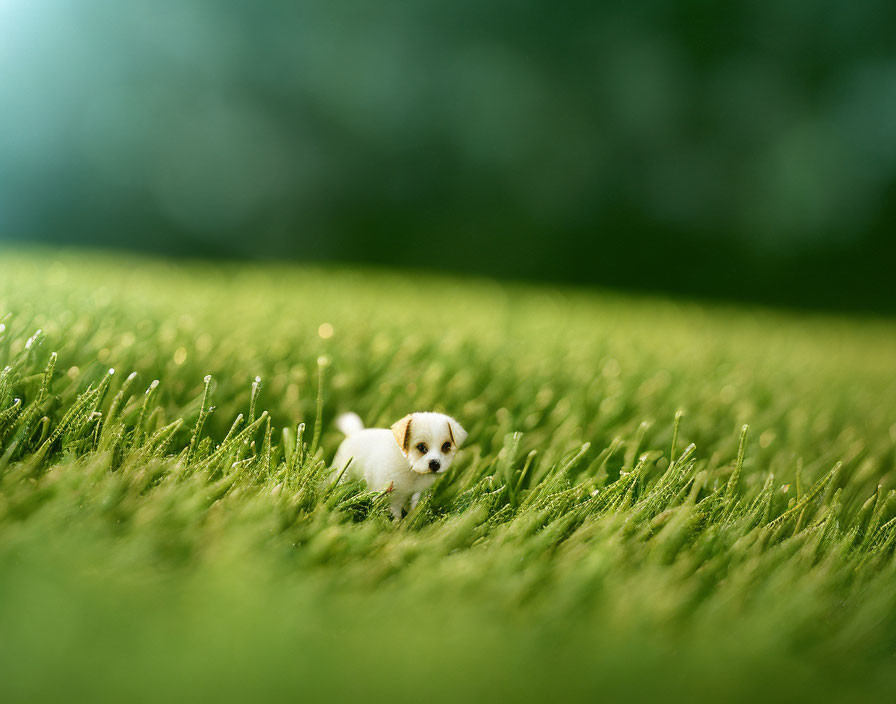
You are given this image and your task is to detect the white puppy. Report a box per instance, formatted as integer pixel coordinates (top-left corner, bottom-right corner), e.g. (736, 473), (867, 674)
(332, 411), (468, 519)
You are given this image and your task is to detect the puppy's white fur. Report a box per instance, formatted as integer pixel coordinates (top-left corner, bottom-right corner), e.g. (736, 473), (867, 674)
(332, 411), (468, 519)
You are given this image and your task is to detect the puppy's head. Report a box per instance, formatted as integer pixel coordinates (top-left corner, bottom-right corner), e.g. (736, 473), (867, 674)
(391, 412), (468, 475)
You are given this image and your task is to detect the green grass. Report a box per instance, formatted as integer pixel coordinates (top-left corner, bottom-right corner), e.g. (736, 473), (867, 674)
(1, 250), (896, 703)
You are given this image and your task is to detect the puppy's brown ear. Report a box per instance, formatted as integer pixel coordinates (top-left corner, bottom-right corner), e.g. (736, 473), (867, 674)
(446, 417), (468, 447)
(391, 414), (413, 454)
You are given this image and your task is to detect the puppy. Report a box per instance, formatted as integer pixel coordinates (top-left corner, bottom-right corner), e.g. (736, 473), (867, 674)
(332, 411), (468, 519)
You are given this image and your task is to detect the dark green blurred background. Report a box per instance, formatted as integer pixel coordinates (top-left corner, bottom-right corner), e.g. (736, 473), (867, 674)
(2, 0), (895, 311)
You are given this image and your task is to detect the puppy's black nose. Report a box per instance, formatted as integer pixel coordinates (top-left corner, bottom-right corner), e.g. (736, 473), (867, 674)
(428, 459), (441, 472)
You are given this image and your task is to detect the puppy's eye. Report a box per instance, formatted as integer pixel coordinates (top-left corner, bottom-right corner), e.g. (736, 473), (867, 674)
(441, 442), (451, 453)
(416, 443), (428, 454)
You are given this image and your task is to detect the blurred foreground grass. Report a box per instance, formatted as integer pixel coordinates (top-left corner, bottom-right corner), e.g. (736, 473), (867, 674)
(1, 250), (896, 702)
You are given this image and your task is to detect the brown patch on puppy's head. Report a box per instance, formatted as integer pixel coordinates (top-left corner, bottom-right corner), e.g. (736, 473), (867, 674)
(391, 414), (413, 454)
(445, 417), (467, 447)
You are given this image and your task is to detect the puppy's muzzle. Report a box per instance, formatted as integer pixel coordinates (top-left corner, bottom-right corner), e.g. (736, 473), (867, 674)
(428, 459), (441, 472)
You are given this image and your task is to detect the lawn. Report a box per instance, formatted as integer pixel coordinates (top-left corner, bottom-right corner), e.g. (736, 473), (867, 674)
(1, 250), (895, 703)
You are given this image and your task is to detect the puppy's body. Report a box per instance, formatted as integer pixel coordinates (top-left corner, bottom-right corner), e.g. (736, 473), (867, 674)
(332, 412), (467, 519)
(334, 427), (438, 514)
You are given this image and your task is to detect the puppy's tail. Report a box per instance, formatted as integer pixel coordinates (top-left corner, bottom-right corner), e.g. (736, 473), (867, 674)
(335, 412), (365, 437)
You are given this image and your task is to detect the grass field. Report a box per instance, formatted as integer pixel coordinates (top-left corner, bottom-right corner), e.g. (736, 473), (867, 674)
(1, 250), (896, 703)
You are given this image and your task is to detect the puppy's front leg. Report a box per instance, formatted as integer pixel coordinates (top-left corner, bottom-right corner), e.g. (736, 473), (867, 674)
(410, 492), (422, 511)
(389, 502), (404, 520)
